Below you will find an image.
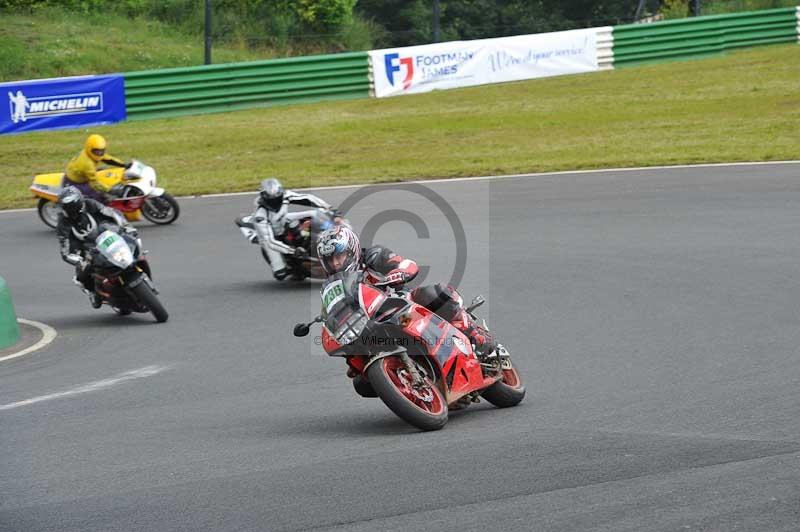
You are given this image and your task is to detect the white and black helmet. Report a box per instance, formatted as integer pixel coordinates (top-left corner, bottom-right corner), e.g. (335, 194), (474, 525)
(57, 186), (85, 221)
(259, 178), (284, 210)
(317, 226), (361, 275)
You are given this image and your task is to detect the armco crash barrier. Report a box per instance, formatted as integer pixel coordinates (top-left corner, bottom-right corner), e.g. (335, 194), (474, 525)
(612, 7), (799, 67)
(4, 7), (798, 128)
(124, 52), (371, 121)
(0, 277), (20, 349)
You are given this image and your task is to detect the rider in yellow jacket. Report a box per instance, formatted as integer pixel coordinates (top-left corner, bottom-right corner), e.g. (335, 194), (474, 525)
(65, 134), (128, 200)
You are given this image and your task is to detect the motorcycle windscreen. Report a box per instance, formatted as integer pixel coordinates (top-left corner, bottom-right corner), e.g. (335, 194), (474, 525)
(309, 210), (335, 234)
(95, 230), (134, 268)
(321, 277), (368, 346)
(307, 211), (336, 259)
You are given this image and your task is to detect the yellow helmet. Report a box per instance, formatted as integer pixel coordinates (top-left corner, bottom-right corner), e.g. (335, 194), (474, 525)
(84, 134), (107, 161)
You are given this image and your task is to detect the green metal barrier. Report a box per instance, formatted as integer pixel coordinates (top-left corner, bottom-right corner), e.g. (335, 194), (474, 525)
(613, 7), (798, 67)
(0, 277), (20, 349)
(124, 52), (371, 121)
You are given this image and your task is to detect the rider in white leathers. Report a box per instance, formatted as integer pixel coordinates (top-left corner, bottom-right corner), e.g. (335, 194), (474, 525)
(251, 178), (341, 280)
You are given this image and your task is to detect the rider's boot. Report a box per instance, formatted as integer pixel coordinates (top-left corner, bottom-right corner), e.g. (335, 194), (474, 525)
(88, 291), (103, 309)
(74, 275), (102, 309)
(468, 325), (497, 359)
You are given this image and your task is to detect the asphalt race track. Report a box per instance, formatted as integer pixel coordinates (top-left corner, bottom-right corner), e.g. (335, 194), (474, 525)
(2, 163), (799, 532)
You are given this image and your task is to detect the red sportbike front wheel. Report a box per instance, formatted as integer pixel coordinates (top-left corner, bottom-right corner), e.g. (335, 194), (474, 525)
(366, 355), (448, 431)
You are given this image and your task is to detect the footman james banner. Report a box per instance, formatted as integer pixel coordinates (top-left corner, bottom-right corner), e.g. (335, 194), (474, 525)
(370, 28), (605, 98)
(0, 74), (126, 135)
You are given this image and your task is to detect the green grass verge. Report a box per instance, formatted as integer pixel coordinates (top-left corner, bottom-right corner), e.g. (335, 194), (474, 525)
(0, 8), (274, 82)
(1, 43), (798, 210)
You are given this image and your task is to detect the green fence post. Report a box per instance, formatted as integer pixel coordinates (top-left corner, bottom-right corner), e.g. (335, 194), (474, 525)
(0, 276), (20, 349)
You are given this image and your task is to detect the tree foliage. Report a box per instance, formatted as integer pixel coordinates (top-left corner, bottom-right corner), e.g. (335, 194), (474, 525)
(357, 0), (641, 47)
(1, 0), (794, 51)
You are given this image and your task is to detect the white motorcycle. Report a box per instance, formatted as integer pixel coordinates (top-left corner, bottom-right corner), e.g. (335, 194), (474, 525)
(236, 209), (349, 281)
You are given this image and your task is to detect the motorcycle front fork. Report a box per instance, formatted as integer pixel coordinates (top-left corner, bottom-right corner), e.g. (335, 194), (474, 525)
(399, 351), (426, 388)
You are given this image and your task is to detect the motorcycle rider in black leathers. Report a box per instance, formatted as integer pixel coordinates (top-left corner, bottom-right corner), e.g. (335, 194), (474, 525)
(316, 225), (498, 359)
(249, 177), (342, 280)
(56, 186), (138, 308)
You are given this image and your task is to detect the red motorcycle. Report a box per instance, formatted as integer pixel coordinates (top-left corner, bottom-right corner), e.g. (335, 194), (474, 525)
(294, 272), (525, 431)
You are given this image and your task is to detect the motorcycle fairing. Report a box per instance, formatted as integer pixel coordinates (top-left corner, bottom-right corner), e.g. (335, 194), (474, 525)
(320, 273), (370, 355)
(322, 327), (342, 354)
(358, 283), (386, 317)
(399, 305), (486, 398)
(30, 172), (64, 201)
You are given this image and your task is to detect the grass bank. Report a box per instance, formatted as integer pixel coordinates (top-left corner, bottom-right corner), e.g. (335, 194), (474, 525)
(1, 43), (798, 210)
(0, 8), (271, 81)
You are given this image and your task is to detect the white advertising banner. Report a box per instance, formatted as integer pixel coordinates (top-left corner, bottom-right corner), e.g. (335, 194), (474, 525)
(370, 28), (605, 98)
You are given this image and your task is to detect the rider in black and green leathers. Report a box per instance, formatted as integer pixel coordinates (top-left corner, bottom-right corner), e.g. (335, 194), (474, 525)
(56, 187), (137, 308)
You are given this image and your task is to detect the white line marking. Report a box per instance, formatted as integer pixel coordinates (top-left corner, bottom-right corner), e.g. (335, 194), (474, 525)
(0, 365), (169, 411)
(0, 318), (57, 363)
(191, 160), (800, 198)
(194, 191), (255, 198)
(0, 207), (38, 214)
(5, 160), (800, 215)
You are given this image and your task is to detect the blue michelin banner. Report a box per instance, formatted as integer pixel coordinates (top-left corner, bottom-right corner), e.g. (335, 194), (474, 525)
(0, 74), (126, 135)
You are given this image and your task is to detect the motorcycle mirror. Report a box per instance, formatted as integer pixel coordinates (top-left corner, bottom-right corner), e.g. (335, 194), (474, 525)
(466, 295), (486, 314)
(293, 323), (310, 337)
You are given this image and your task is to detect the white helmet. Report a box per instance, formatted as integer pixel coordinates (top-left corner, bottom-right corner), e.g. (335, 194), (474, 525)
(259, 178), (284, 210)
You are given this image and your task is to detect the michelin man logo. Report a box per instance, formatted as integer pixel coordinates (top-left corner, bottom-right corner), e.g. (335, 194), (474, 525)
(8, 90), (29, 124)
(6, 90), (103, 125)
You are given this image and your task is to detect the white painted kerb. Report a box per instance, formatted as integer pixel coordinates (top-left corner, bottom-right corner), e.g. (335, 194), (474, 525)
(0, 318), (57, 363)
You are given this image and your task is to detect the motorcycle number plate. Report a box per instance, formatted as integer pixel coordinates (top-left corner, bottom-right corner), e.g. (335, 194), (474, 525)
(97, 231), (121, 251)
(321, 280), (345, 314)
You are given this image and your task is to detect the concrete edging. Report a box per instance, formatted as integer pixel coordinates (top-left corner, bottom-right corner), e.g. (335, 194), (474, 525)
(0, 319), (57, 363)
(0, 276), (20, 349)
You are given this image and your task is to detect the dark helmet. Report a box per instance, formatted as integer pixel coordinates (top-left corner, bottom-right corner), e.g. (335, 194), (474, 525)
(259, 178), (284, 210)
(57, 186), (85, 221)
(317, 226), (361, 275)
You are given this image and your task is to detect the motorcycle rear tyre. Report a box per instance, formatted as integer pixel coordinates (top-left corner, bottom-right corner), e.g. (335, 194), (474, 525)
(37, 198), (59, 229)
(480, 367), (525, 408)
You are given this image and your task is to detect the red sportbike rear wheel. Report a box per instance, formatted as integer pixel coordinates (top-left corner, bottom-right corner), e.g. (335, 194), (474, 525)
(367, 355), (448, 431)
(480, 361), (525, 408)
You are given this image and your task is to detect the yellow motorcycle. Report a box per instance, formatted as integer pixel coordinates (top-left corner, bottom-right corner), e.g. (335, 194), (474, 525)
(30, 160), (180, 229)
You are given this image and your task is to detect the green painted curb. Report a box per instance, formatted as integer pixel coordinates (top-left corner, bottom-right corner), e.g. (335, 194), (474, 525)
(0, 276), (20, 349)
